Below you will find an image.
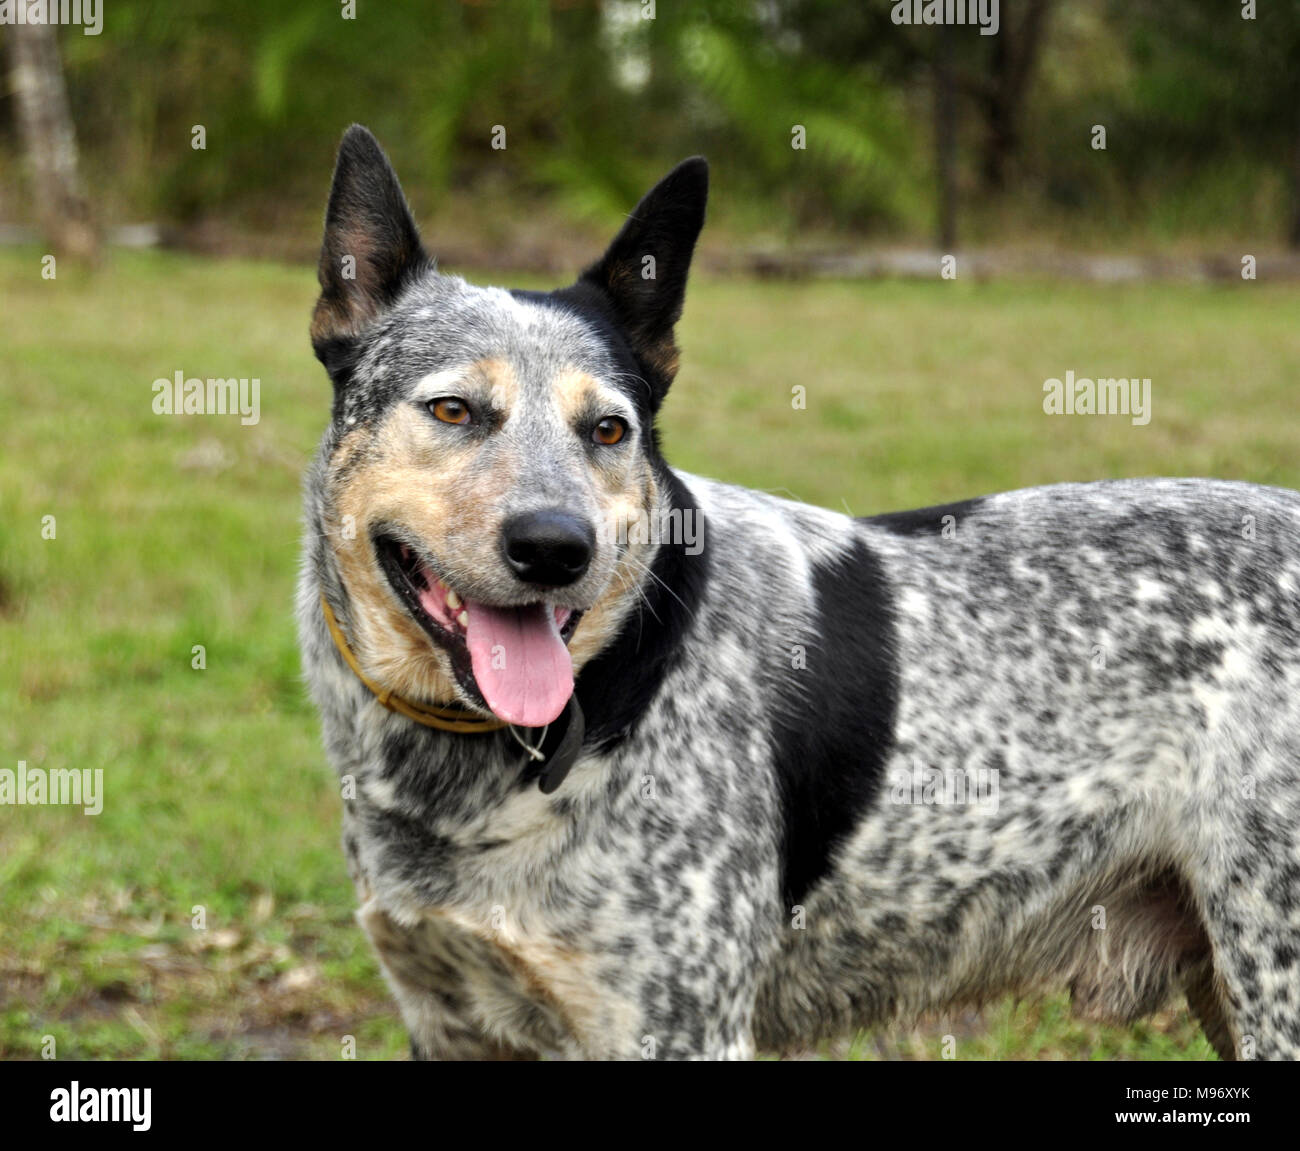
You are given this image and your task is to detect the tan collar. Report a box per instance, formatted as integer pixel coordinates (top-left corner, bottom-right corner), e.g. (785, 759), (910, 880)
(320, 594), (507, 734)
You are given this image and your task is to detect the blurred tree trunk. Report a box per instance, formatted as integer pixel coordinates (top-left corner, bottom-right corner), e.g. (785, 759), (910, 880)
(981, 0), (1054, 193)
(1292, 117), (1300, 250)
(4, 8), (99, 262)
(934, 23), (957, 249)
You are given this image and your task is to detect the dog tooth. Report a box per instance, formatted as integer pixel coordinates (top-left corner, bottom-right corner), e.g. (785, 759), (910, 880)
(457, 611), (469, 628)
(446, 589), (462, 610)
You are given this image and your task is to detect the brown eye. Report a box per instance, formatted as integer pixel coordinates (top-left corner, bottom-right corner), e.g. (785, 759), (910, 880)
(592, 417), (627, 446)
(430, 397), (471, 425)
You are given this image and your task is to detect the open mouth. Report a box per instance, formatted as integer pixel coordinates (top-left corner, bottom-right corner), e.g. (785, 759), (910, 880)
(374, 532), (583, 728)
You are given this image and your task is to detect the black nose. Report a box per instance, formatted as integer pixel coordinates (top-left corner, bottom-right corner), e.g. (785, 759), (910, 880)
(501, 510), (594, 587)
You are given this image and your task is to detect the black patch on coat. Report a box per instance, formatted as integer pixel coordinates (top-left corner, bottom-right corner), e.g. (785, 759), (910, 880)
(313, 335), (366, 414)
(770, 537), (899, 906)
(869, 497), (986, 538)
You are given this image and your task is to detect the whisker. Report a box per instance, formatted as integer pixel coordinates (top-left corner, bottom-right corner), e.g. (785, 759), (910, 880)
(620, 551), (689, 614)
(612, 563), (662, 626)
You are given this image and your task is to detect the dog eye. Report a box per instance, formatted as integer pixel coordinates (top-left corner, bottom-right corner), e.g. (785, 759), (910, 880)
(429, 397), (472, 425)
(592, 417), (627, 446)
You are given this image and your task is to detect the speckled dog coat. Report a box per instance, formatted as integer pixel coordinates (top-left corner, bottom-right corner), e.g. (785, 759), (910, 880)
(299, 126), (1300, 1061)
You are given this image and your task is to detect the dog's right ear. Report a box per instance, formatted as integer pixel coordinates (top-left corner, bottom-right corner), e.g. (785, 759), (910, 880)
(311, 125), (431, 376)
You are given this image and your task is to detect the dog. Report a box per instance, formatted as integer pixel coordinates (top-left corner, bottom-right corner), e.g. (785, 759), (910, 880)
(298, 124), (1300, 1060)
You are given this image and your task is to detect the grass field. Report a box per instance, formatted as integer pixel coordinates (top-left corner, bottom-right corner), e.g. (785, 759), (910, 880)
(2, 248), (1298, 1060)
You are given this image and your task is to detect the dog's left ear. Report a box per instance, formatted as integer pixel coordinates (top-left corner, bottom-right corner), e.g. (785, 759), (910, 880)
(578, 157), (708, 406)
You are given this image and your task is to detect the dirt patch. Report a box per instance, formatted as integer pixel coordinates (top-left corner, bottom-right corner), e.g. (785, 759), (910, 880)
(0, 570), (20, 619)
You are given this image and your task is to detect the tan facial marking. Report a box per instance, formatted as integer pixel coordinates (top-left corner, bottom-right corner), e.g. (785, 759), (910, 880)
(470, 357), (518, 414)
(550, 367), (606, 425)
(327, 407), (496, 705)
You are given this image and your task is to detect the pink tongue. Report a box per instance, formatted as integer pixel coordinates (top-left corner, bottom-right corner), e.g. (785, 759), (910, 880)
(465, 601), (573, 727)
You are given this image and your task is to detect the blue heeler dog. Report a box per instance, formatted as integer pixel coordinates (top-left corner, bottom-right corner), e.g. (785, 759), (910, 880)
(299, 125), (1300, 1060)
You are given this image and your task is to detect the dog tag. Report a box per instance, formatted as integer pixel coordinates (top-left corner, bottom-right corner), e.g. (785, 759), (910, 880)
(536, 697), (585, 795)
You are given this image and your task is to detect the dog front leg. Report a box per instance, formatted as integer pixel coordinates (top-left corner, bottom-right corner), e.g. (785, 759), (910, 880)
(359, 900), (556, 1060)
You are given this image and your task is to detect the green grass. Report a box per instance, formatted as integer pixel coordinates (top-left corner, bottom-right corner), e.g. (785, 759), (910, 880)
(2, 248), (1297, 1060)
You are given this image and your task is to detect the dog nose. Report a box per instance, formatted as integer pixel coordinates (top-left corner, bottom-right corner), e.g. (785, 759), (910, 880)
(501, 510), (594, 587)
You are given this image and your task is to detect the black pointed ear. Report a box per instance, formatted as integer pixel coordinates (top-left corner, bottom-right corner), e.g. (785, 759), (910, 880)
(311, 125), (431, 367)
(578, 157), (708, 403)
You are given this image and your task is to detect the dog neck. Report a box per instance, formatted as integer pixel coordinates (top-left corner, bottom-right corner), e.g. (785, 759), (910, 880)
(320, 593), (508, 734)
(322, 592), (589, 792)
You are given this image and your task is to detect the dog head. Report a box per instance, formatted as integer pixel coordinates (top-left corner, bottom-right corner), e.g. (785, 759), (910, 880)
(310, 125), (706, 728)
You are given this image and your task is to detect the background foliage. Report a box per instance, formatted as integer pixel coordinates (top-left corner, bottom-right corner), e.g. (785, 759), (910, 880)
(3, 0), (1298, 254)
